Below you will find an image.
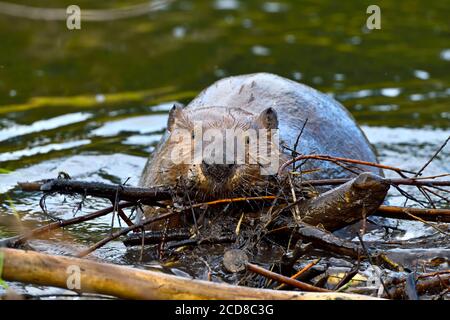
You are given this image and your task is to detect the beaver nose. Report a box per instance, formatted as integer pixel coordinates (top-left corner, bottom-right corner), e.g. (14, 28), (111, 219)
(201, 161), (235, 181)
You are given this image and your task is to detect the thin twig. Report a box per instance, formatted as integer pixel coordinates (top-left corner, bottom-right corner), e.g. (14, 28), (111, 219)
(356, 233), (391, 299)
(76, 210), (179, 258)
(246, 263), (331, 292)
(1, 203), (134, 247)
(278, 154), (417, 177)
(276, 258), (321, 290)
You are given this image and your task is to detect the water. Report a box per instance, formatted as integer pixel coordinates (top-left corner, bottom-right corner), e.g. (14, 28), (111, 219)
(0, 0), (449, 297)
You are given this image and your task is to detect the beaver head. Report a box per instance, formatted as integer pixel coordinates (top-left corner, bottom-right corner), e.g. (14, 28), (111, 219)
(145, 104), (287, 199)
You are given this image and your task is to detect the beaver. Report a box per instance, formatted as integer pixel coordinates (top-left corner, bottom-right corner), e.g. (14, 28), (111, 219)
(140, 72), (381, 192)
(132, 73), (391, 282)
(137, 73), (389, 231)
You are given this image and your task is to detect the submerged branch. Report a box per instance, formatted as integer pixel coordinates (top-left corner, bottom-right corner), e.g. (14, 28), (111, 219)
(0, 202), (134, 248)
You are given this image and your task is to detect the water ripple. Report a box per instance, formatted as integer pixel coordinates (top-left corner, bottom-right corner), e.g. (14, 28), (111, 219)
(0, 112), (92, 142)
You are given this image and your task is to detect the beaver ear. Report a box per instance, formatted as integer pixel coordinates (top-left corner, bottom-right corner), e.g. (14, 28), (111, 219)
(167, 103), (184, 131)
(257, 107), (278, 129)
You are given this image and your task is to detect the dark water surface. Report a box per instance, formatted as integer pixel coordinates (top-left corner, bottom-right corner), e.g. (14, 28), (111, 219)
(0, 0), (449, 296)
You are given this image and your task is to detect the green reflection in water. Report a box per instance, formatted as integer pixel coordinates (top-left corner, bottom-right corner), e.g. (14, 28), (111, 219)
(0, 0), (448, 172)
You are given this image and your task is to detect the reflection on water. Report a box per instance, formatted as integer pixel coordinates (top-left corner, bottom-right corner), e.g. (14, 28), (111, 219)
(0, 112), (92, 142)
(0, 0), (448, 296)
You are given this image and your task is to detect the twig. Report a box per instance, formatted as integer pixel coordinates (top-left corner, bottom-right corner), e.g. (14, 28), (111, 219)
(246, 263), (331, 292)
(122, 229), (191, 247)
(291, 118), (308, 171)
(335, 264), (360, 291)
(19, 178), (450, 196)
(276, 258), (321, 290)
(0, 203), (134, 248)
(391, 184), (429, 207)
(356, 233), (391, 299)
(117, 208), (134, 227)
(402, 211), (449, 236)
(268, 222), (362, 259)
(387, 274), (450, 299)
(165, 235), (236, 250)
(422, 186), (450, 204)
(375, 205), (450, 223)
(278, 154), (417, 177)
(385, 270), (450, 286)
(416, 135), (450, 177)
(403, 135), (450, 207)
(297, 178), (450, 187)
(186, 196), (277, 209)
(18, 180), (172, 205)
(76, 210), (179, 257)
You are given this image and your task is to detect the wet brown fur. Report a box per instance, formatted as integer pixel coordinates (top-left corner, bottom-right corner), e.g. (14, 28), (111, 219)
(139, 106), (288, 202)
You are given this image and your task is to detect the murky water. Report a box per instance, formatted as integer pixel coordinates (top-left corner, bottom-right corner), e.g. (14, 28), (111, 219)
(0, 0), (449, 297)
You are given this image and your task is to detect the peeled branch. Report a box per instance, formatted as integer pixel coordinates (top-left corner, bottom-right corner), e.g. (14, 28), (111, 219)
(0, 248), (379, 300)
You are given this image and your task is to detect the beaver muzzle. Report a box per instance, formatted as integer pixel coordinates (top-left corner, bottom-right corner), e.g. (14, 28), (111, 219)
(201, 161), (236, 182)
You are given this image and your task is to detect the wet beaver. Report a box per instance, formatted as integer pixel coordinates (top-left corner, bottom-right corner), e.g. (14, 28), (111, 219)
(140, 72), (382, 198)
(134, 73), (389, 280)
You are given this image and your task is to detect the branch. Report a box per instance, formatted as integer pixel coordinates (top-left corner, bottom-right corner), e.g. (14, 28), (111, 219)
(375, 205), (450, 223)
(0, 248), (377, 300)
(18, 179), (172, 205)
(0, 202), (134, 248)
(299, 178), (450, 187)
(278, 154), (417, 177)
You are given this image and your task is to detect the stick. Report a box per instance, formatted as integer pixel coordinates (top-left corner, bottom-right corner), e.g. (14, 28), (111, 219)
(76, 210), (179, 257)
(298, 178), (450, 187)
(0, 202), (134, 248)
(385, 270), (450, 286)
(78, 195), (281, 256)
(0, 248), (378, 300)
(295, 223), (362, 258)
(165, 235), (237, 250)
(18, 180), (172, 205)
(222, 249), (330, 293)
(268, 222), (362, 259)
(276, 259), (321, 290)
(416, 135), (450, 177)
(246, 263), (331, 293)
(278, 154), (417, 177)
(386, 274), (450, 299)
(123, 229), (191, 247)
(403, 135), (450, 208)
(375, 205), (450, 223)
(186, 196), (277, 209)
(19, 178), (450, 195)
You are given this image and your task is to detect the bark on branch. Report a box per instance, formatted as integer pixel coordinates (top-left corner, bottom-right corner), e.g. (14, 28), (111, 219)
(0, 248), (378, 300)
(19, 179), (172, 205)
